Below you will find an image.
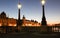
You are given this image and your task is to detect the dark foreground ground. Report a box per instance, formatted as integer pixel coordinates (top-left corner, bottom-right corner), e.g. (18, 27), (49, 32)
(0, 32), (60, 38)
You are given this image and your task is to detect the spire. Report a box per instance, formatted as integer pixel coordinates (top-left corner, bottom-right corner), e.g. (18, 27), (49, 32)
(23, 15), (25, 19)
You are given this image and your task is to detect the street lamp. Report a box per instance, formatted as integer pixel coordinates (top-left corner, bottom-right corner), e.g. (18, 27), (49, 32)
(18, 3), (22, 9)
(41, 0), (47, 25)
(41, 0), (45, 5)
(17, 3), (22, 20)
(17, 0), (22, 32)
(41, 0), (47, 33)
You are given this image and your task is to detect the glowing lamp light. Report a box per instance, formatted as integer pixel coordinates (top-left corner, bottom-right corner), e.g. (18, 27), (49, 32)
(9, 24), (12, 26)
(41, 0), (46, 5)
(13, 24), (16, 26)
(0, 23), (1, 26)
(18, 3), (22, 9)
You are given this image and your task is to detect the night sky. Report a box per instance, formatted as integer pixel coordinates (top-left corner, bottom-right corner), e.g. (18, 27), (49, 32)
(0, 0), (60, 25)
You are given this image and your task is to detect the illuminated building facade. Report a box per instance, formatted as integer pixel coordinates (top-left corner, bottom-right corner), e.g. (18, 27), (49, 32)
(0, 12), (40, 27)
(0, 12), (16, 27)
(22, 15), (40, 27)
(0, 11), (41, 33)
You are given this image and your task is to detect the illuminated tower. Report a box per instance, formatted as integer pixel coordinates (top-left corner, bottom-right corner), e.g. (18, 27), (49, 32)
(41, 0), (47, 25)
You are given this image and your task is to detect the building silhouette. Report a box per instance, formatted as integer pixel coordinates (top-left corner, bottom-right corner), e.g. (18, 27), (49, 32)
(22, 15), (40, 26)
(0, 12), (17, 33)
(0, 11), (40, 33)
(0, 12), (16, 26)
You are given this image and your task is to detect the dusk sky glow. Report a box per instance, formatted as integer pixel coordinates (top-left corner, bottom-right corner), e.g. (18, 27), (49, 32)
(0, 0), (60, 25)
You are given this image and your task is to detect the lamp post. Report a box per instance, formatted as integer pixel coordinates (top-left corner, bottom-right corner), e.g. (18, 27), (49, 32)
(41, 0), (47, 25)
(17, 2), (22, 32)
(41, 0), (45, 5)
(18, 3), (22, 20)
(40, 0), (48, 33)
